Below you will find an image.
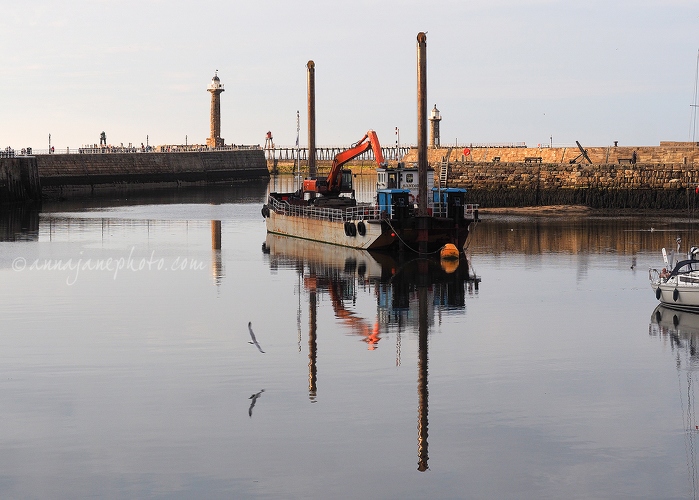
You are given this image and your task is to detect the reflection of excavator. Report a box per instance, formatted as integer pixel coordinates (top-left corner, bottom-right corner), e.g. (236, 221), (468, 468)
(302, 130), (386, 204)
(304, 275), (381, 350)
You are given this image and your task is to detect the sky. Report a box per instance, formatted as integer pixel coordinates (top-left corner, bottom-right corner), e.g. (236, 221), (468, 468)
(1, 0), (698, 151)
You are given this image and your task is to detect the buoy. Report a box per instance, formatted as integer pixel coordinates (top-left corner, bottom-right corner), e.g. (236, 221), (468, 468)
(357, 221), (366, 236)
(656, 288), (661, 300)
(440, 243), (459, 260)
(673, 288), (679, 302)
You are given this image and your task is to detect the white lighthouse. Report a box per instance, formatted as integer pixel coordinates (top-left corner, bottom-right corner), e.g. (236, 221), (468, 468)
(429, 104), (441, 149)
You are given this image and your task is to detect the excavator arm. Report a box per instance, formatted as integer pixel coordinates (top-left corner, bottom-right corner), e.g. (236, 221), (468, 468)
(303, 130), (385, 195)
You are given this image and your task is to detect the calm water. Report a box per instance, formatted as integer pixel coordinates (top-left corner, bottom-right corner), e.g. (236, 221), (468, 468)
(1, 179), (699, 499)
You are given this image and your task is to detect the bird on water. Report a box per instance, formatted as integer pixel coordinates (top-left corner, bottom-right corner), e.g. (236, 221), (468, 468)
(248, 322), (265, 353)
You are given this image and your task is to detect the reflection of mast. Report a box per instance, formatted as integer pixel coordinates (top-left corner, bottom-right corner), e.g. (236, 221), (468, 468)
(417, 262), (429, 472)
(308, 286), (318, 401)
(211, 220), (224, 286)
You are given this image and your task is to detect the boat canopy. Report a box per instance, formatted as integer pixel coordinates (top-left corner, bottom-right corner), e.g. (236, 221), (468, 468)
(668, 259), (699, 278)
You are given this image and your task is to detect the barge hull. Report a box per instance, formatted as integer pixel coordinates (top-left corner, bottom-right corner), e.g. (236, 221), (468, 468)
(266, 212), (395, 250)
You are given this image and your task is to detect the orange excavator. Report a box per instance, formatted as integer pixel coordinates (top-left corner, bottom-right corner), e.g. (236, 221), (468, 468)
(302, 130), (386, 200)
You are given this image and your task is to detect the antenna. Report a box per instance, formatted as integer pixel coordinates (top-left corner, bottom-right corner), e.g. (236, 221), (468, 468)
(691, 49), (699, 143)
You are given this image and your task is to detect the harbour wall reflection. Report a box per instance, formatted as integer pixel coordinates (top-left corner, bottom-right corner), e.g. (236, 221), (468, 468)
(41, 181), (269, 213)
(0, 205), (39, 242)
(262, 233), (479, 471)
(472, 216), (699, 255)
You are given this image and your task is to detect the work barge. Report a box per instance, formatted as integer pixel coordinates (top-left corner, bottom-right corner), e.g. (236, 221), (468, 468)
(263, 33), (479, 254)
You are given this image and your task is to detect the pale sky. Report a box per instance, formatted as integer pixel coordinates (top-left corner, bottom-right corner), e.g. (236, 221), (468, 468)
(1, 0), (698, 151)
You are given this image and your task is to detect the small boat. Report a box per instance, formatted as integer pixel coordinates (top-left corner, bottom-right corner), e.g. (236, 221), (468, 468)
(650, 239), (699, 311)
(262, 130), (479, 253)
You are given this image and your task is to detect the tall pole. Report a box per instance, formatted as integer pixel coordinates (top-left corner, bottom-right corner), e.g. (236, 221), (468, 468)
(307, 61), (317, 179)
(295, 110), (301, 192)
(395, 127), (401, 163)
(691, 48), (699, 143)
(416, 32), (429, 253)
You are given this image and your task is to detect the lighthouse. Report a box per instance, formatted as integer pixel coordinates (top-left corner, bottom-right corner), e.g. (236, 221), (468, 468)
(429, 104), (441, 149)
(206, 71), (225, 148)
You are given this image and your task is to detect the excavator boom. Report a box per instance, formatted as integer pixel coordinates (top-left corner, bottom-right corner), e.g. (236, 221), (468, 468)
(303, 130), (385, 195)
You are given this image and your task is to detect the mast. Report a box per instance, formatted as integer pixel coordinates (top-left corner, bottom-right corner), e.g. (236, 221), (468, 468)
(416, 32), (429, 254)
(691, 49), (699, 143)
(307, 60), (317, 179)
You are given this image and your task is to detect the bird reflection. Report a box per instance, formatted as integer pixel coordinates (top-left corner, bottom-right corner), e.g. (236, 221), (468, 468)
(248, 322), (265, 353)
(248, 389), (265, 417)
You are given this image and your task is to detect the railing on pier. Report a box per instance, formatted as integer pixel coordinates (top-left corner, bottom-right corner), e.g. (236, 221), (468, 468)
(265, 146), (411, 162)
(11, 144), (262, 156)
(452, 142), (527, 149)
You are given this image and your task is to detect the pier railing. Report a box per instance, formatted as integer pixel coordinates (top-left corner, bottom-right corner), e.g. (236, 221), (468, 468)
(264, 146), (411, 162)
(12, 144), (262, 156)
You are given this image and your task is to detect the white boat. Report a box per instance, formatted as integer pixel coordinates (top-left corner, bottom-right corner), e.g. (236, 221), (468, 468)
(650, 240), (699, 311)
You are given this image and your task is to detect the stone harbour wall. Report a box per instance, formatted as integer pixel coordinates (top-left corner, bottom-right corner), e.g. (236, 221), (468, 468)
(396, 144), (699, 209)
(38, 149), (269, 194)
(447, 161), (699, 209)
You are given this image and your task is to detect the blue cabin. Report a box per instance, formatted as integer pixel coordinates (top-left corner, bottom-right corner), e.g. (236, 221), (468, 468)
(432, 187), (467, 219)
(377, 189), (411, 218)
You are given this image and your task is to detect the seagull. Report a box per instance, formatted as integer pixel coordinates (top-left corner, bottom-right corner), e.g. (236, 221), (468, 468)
(248, 389), (265, 417)
(248, 322), (265, 353)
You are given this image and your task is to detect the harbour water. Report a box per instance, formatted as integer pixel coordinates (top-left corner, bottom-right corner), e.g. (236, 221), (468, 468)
(1, 177), (699, 499)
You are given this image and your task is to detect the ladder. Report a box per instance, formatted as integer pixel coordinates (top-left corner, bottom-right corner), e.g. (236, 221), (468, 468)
(438, 147), (453, 188)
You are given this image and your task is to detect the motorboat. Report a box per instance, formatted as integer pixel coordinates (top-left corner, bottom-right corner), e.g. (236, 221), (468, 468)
(650, 239), (699, 311)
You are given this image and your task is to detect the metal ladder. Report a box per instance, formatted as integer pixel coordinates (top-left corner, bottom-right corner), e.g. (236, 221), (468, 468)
(438, 147), (453, 188)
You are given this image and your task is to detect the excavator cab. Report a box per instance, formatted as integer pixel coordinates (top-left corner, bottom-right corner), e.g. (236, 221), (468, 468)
(339, 169), (353, 193)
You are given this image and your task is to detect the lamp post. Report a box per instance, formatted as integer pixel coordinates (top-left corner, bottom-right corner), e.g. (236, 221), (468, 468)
(395, 127), (401, 163)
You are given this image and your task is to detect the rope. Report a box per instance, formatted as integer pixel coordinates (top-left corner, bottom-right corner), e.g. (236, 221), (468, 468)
(383, 218), (445, 255)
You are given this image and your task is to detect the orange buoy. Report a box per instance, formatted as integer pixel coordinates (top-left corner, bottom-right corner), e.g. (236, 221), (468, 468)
(440, 243), (459, 260)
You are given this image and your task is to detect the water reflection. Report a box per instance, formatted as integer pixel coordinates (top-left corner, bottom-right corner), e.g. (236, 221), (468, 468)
(472, 215), (699, 255)
(211, 220), (223, 285)
(42, 182), (268, 212)
(0, 205), (39, 242)
(649, 305), (699, 498)
(262, 234), (480, 471)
